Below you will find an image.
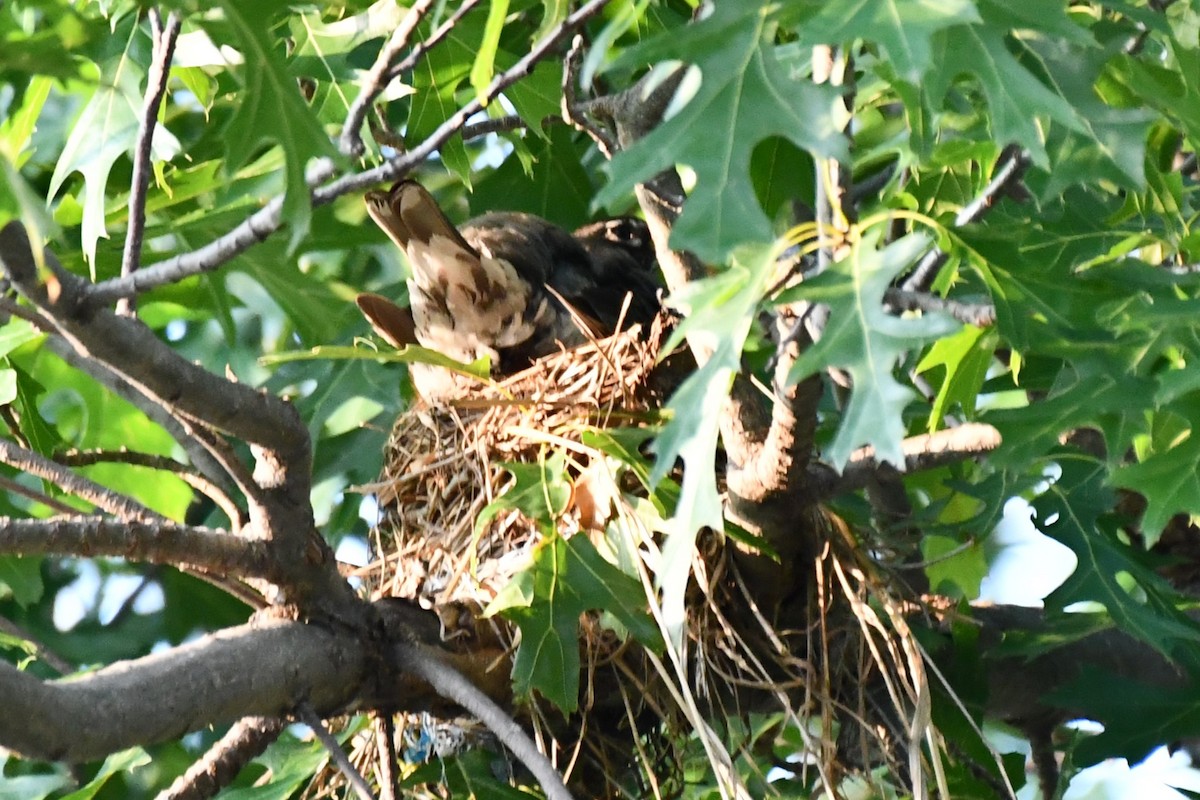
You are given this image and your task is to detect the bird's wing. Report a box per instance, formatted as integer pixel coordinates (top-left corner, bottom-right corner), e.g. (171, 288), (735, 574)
(355, 292), (417, 349)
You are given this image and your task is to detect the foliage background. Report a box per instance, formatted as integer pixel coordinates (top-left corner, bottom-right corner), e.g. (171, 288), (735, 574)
(2, 0), (1200, 798)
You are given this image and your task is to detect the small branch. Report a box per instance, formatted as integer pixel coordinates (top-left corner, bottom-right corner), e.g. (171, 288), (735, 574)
(902, 147), (1031, 293)
(0, 438), (156, 522)
(0, 618), (367, 763)
(0, 616), (74, 676)
(56, 448), (244, 529)
(562, 35), (616, 157)
(117, 8), (182, 317)
(0, 516), (275, 581)
(384, 0), (483, 82)
(0, 473), (83, 516)
(88, 0), (607, 303)
(375, 714), (399, 800)
(0, 222), (311, 475)
(461, 114), (531, 140)
(339, 0), (435, 157)
(297, 705), (376, 800)
(158, 716), (286, 800)
(884, 288), (996, 327)
(821, 422), (1002, 499)
(392, 642), (575, 800)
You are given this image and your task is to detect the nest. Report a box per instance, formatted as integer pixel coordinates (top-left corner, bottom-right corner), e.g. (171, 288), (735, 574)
(364, 312), (673, 607)
(313, 312), (950, 799)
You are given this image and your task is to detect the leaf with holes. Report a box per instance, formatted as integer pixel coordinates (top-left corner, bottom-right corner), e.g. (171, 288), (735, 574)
(780, 232), (959, 469)
(596, 2), (845, 261)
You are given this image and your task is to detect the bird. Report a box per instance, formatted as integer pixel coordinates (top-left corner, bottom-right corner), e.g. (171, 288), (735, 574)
(359, 180), (660, 400)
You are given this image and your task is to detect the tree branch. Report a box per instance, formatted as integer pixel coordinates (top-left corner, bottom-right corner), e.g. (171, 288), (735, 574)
(0, 473), (82, 516)
(884, 288), (997, 327)
(0, 618), (368, 763)
(819, 423), (1003, 499)
(392, 642), (575, 800)
(339, 0), (435, 157)
(117, 8), (181, 317)
(86, 0), (611, 304)
(55, 448), (243, 528)
(901, 146), (1031, 293)
(0, 438), (157, 522)
(158, 716), (286, 800)
(297, 705), (376, 800)
(0, 222), (311, 478)
(384, 0), (483, 82)
(0, 516), (275, 582)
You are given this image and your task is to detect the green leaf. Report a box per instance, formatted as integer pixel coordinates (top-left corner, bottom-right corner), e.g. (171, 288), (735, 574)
(1035, 458), (1200, 663)
(916, 324), (996, 429)
(1031, 39), (1154, 197)
(796, 0), (981, 83)
(597, 3), (846, 261)
(408, 27), (475, 185)
(47, 18), (181, 267)
(0, 367), (15, 406)
(476, 452), (572, 537)
(0, 555), (44, 607)
(231, 250), (344, 345)
(0, 319), (41, 358)
(218, 732), (329, 800)
(470, 0), (509, 104)
(1048, 670), (1200, 766)
(0, 754), (70, 800)
(216, 0), (340, 251)
(502, 61), (562, 137)
(650, 244), (778, 645)
(486, 533), (661, 712)
(0, 75), (52, 166)
(782, 232), (960, 469)
(60, 748), (150, 800)
(925, 25), (1082, 168)
(1113, 395), (1200, 538)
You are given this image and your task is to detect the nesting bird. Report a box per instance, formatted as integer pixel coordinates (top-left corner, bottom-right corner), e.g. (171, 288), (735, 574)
(359, 181), (660, 400)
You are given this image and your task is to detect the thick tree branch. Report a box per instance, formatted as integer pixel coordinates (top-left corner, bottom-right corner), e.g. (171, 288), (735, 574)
(117, 8), (181, 317)
(0, 516), (274, 582)
(339, 0), (435, 157)
(86, 0), (611, 304)
(0, 618), (368, 763)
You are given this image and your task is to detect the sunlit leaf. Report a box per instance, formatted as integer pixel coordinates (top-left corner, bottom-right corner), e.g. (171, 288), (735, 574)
(216, 0), (340, 251)
(782, 232), (960, 469)
(47, 18), (180, 268)
(597, 2), (846, 261)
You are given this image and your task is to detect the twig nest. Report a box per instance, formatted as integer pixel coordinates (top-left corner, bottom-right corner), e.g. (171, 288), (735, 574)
(365, 313), (673, 606)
